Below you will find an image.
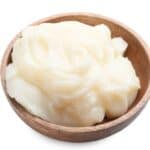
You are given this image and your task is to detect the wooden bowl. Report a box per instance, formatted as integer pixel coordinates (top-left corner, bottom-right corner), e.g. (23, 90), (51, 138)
(1, 13), (150, 142)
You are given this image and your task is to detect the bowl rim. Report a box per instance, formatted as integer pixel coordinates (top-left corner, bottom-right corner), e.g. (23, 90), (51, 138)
(1, 12), (150, 134)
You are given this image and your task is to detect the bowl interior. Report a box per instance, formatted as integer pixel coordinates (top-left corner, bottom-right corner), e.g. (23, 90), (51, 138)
(3, 14), (150, 125)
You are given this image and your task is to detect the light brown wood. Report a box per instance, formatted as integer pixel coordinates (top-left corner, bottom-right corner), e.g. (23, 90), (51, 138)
(1, 13), (150, 142)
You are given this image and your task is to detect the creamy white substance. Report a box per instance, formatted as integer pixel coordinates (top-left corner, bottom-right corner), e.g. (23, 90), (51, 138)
(6, 21), (140, 126)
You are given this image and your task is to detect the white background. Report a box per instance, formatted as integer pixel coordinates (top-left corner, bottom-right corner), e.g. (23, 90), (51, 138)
(0, 0), (150, 149)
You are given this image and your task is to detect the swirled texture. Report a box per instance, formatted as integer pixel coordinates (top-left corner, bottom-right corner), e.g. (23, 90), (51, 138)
(6, 21), (140, 126)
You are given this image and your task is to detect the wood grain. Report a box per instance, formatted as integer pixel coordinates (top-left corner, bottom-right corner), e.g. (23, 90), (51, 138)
(1, 13), (150, 142)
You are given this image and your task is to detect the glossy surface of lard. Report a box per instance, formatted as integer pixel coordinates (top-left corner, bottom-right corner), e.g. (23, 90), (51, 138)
(6, 21), (140, 126)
